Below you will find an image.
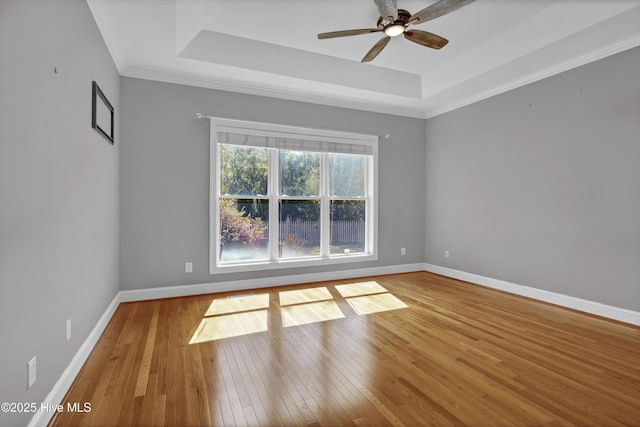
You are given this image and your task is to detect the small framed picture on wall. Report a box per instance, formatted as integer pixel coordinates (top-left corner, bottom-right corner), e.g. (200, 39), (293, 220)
(92, 81), (114, 144)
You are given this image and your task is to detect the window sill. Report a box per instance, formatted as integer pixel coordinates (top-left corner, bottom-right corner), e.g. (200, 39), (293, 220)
(210, 252), (378, 275)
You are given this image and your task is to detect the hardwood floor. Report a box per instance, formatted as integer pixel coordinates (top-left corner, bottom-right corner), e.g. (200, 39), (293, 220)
(49, 271), (640, 426)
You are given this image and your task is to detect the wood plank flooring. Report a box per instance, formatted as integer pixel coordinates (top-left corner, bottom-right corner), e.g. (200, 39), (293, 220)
(49, 271), (640, 426)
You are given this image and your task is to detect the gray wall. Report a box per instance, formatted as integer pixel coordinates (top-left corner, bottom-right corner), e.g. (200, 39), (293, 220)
(425, 46), (640, 311)
(119, 77), (426, 290)
(0, 4), (636, 424)
(0, 1), (120, 425)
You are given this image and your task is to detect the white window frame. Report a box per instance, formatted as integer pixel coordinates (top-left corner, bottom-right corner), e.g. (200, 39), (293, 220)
(209, 117), (378, 274)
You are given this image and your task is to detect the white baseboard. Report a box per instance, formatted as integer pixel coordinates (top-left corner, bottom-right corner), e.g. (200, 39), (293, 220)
(119, 263), (427, 302)
(27, 293), (122, 427)
(424, 263), (640, 326)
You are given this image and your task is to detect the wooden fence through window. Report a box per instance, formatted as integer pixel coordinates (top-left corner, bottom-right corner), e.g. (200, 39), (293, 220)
(278, 220), (364, 245)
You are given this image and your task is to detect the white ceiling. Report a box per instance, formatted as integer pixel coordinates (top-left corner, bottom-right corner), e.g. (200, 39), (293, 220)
(88, 0), (640, 118)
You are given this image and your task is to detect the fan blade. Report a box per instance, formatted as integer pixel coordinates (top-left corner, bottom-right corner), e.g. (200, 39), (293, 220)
(404, 30), (449, 49)
(373, 0), (398, 21)
(361, 36), (391, 63)
(318, 28), (380, 39)
(407, 0), (475, 26)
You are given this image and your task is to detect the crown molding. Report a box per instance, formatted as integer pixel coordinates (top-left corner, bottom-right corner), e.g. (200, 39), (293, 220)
(88, 0), (640, 121)
(121, 66), (428, 119)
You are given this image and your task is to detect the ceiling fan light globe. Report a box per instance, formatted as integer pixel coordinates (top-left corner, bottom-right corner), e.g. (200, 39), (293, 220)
(384, 24), (405, 37)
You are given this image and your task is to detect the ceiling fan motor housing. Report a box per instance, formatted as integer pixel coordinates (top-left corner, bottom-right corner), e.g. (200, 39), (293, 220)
(377, 8), (412, 32)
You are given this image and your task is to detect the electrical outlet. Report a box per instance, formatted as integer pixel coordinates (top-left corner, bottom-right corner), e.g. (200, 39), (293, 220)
(445, 250), (450, 259)
(28, 356), (37, 389)
(185, 262), (193, 273)
(401, 247), (406, 256)
(66, 319), (72, 341)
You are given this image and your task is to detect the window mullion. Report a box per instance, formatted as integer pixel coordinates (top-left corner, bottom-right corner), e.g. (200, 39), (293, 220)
(367, 154), (376, 255)
(268, 149), (279, 261)
(321, 153), (330, 258)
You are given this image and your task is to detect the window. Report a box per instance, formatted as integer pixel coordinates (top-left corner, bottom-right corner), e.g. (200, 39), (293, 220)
(209, 117), (378, 274)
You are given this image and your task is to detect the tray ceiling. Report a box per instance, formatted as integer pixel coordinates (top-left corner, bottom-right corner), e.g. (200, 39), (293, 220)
(88, 0), (640, 118)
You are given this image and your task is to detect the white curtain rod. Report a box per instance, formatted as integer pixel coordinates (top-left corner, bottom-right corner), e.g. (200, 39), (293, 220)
(195, 112), (391, 140)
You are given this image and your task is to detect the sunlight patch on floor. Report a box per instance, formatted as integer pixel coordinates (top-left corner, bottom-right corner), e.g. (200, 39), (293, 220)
(281, 300), (345, 327)
(335, 281), (388, 298)
(205, 293), (269, 316)
(279, 286), (333, 306)
(190, 281), (408, 343)
(189, 310), (268, 343)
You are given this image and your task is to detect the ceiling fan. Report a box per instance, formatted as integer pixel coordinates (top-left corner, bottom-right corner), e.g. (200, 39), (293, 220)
(317, 0), (475, 63)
